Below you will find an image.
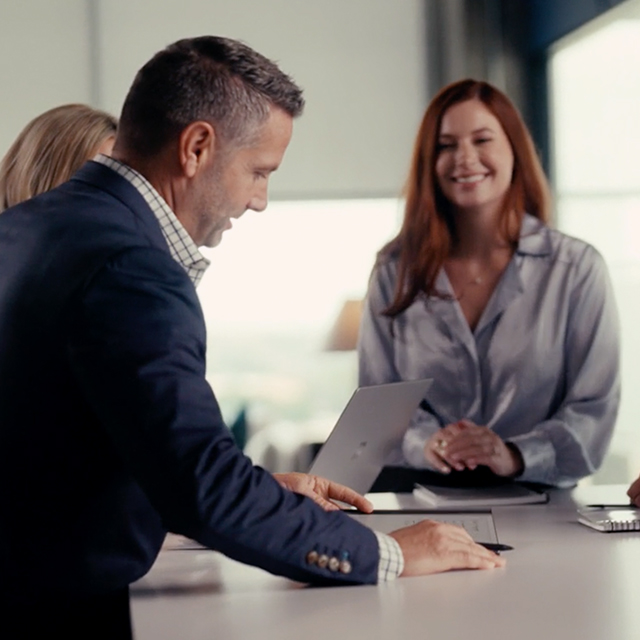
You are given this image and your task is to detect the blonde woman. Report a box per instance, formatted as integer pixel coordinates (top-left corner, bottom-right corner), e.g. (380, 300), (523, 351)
(0, 104), (117, 211)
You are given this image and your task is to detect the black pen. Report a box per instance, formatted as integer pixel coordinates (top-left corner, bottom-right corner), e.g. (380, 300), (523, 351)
(584, 504), (637, 509)
(478, 542), (513, 553)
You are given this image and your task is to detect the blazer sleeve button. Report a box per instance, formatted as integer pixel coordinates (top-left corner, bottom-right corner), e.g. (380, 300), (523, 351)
(317, 554), (329, 569)
(328, 557), (340, 572)
(306, 550), (319, 565)
(339, 560), (352, 574)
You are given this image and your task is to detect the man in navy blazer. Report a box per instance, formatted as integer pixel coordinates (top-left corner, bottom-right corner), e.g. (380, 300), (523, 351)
(0, 36), (502, 638)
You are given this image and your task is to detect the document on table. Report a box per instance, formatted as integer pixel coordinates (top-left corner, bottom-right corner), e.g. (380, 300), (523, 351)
(164, 510), (500, 549)
(347, 510), (499, 543)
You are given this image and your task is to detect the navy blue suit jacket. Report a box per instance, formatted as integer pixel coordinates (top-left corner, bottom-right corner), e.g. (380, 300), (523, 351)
(0, 162), (378, 599)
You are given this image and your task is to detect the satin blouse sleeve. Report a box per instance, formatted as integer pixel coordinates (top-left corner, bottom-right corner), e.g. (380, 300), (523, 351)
(509, 245), (620, 486)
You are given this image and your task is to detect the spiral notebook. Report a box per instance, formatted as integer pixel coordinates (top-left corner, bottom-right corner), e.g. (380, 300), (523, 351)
(577, 507), (640, 532)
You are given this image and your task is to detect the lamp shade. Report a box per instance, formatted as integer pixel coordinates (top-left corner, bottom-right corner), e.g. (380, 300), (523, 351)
(324, 299), (363, 351)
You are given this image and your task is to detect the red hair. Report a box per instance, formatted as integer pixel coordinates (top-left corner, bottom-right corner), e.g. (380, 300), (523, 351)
(381, 79), (551, 317)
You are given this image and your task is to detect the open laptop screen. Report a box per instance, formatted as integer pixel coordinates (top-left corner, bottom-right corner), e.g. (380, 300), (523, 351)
(308, 379), (432, 494)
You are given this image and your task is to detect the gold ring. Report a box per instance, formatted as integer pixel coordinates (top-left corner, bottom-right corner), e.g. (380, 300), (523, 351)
(436, 439), (446, 452)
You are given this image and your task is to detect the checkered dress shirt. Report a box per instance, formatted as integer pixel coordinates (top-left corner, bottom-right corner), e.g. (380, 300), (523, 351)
(375, 531), (404, 581)
(93, 155), (210, 287)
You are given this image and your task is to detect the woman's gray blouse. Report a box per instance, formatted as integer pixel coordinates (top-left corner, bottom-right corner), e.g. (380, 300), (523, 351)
(358, 215), (621, 487)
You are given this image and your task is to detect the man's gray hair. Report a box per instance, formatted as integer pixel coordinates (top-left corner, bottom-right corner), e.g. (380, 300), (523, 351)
(118, 36), (304, 156)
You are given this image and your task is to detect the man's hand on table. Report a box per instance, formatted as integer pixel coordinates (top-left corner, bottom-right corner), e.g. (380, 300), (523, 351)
(274, 472), (374, 513)
(390, 519), (506, 575)
(275, 472), (505, 577)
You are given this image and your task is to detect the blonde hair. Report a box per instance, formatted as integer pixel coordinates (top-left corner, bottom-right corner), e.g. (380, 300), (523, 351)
(0, 104), (117, 211)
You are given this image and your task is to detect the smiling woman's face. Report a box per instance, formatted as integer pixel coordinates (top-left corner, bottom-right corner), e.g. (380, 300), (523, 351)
(435, 99), (514, 218)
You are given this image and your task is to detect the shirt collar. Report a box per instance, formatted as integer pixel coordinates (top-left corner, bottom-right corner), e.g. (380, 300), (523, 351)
(93, 155), (210, 287)
(516, 213), (553, 257)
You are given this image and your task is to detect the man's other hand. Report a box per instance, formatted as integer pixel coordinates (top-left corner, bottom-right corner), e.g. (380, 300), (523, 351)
(390, 519), (506, 576)
(274, 472), (374, 513)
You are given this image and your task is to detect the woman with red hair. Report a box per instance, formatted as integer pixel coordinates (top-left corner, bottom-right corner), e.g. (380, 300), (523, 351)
(359, 79), (620, 489)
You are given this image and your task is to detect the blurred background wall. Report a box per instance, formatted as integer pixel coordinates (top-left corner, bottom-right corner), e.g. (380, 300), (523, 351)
(0, 0), (429, 200)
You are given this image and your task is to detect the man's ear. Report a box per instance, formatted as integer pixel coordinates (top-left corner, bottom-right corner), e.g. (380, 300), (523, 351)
(179, 121), (216, 178)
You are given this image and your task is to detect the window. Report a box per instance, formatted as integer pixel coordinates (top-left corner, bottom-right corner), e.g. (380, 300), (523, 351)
(550, 1), (640, 483)
(197, 198), (401, 436)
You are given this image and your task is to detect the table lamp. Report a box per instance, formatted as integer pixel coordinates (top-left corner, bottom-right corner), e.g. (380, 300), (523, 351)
(324, 298), (363, 352)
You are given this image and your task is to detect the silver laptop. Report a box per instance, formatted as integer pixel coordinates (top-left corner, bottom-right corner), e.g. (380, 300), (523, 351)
(308, 379), (432, 495)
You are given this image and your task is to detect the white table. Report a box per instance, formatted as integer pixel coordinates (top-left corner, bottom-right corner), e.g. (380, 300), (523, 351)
(131, 484), (640, 640)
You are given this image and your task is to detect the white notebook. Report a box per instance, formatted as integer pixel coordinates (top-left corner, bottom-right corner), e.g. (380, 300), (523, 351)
(413, 482), (548, 509)
(577, 507), (640, 533)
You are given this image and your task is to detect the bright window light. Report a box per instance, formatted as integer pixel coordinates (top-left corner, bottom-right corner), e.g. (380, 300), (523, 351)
(196, 198), (402, 429)
(551, 4), (640, 484)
